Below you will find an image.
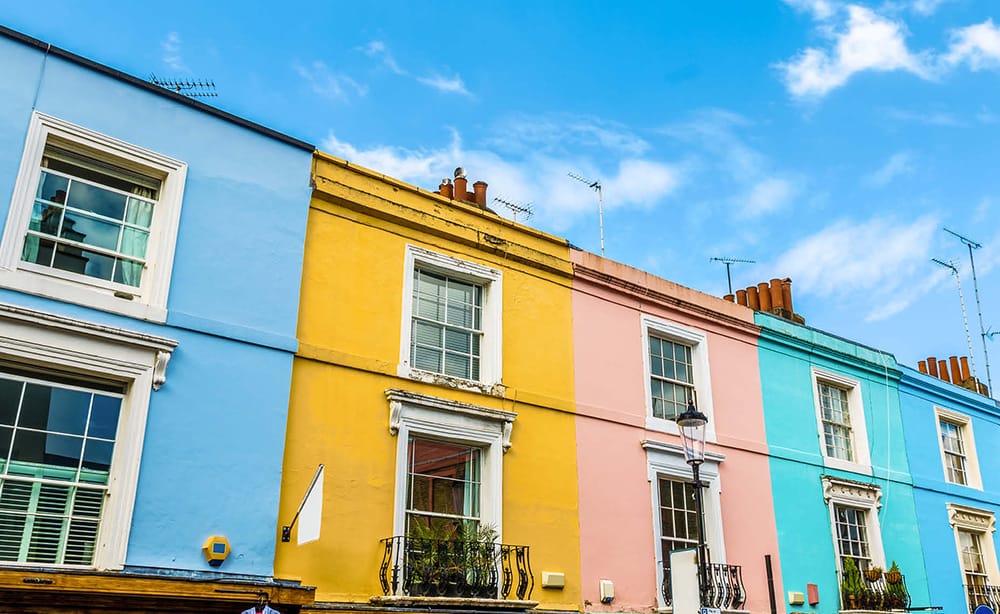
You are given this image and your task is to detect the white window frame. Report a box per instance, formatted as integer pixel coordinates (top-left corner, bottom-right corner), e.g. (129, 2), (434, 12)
(0, 301), (176, 570)
(641, 315), (715, 440)
(398, 245), (503, 395)
(0, 112), (187, 323)
(935, 408), (982, 489)
(386, 389), (515, 540)
(812, 369), (871, 474)
(822, 476), (886, 575)
(948, 503), (1000, 611)
(643, 439), (727, 609)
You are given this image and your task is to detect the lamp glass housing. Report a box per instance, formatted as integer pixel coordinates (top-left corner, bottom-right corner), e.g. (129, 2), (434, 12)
(676, 401), (708, 465)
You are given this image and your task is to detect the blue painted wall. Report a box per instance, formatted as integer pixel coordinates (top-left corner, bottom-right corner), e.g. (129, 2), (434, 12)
(0, 33), (313, 576)
(757, 312), (929, 614)
(899, 366), (1000, 613)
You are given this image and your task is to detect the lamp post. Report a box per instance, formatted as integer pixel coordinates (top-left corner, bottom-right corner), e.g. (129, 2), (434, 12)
(676, 400), (709, 608)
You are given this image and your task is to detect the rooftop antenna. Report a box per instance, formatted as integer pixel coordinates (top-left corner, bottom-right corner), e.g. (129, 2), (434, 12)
(567, 172), (605, 256)
(710, 257), (756, 295)
(148, 74), (218, 98)
(944, 227), (992, 397)
(932, 258), (978, 384)
(493, 196), (533, 223)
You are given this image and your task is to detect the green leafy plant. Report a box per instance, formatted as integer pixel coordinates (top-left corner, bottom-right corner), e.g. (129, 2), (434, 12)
(841, 558), (866, 610)
(885, 562), (908, 609)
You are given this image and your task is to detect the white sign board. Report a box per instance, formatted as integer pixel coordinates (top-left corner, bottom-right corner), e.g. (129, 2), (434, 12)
(670, 548), (699, 614)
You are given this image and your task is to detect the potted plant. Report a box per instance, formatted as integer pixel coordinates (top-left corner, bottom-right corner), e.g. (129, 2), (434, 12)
(885, 561), (903, 585)
(884, 562), (908, 610)
(841, 558), (866, 610)
(865, 565), (883, 582)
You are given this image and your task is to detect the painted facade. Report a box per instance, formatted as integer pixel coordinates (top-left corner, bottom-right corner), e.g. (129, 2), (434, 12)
(899, 360), (1000, 614)
(275, 155), (581, 613)
(0, 27), (314, 611)
(571, 251), (783, 614)
(756, 309), (929, 614)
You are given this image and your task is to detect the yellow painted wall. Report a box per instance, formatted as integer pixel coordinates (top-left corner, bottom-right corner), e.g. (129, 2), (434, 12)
(275, 154), (581, 611)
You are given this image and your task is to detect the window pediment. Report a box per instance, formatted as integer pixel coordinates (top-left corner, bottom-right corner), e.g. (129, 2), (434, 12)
(948, 503), (996, 533)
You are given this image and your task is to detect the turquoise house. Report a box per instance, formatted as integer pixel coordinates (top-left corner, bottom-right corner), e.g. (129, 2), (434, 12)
(756, 310), (929, 614)
(899, 359), (1000, 614)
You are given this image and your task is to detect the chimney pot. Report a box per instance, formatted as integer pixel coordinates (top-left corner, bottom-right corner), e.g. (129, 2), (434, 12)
(757, 282), (772, 311)
(746, 285), (760, 310)
(960, 357), (972, 382)
(927, 357), (939, 378)
(949, 357), (962, 385)
(473, 181), (488, 208)
(938, 360), (951, 383)
(723, 293), (735, 303)
(453, 175), (469, 202)
(781, 278), (793, 314)
(735, 289), (748, 307)
(918, 360), (928, 374)
(769, 278), (784, 311)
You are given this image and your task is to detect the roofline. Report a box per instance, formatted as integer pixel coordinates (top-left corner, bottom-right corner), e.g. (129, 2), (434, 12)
(0, 25), (315, 153)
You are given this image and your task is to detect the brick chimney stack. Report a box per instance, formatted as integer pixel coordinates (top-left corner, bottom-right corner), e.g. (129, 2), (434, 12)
(440, 167), (488, 209)
(724, 277), (805, 324)
(917, 354), (989, 396)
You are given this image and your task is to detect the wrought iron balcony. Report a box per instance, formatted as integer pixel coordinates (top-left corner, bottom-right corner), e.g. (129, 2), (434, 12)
(966, 583), (1000, 614)
(661, 562), (747, 610)
(838, 570), (911, 611)
(379, 535), (534, 600)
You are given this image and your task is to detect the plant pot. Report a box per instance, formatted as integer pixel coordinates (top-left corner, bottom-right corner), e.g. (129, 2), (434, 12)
(847, 594), (858, 609)
(885, 571), (902, 585)
(865, 569), (883, 582)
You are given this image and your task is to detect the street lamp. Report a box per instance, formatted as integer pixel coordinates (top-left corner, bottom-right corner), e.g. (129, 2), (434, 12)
(676, 400), (709, 607)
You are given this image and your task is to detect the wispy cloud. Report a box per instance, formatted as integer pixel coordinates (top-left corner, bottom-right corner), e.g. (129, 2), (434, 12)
(361, 40), (405, 75)
(910, 0), (951, 16)
(777, 5), (932, 99)
(416, 74), (472, 97)
(783, 0), (838, 21)
(884, 107), (960, 126)
(769, 214), (941, 320)
(161, 32), (188, 72)
(743, 178), (797, 217)
(943, 19), (1000, 71)
(865, 151), (915, 187)
(294, 61), (367, 103)
(486, 114), (650, 157)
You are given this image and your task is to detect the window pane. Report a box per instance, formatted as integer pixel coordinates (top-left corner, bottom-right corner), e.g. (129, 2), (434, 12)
(29, 201), (63, 237)
(444, 329), (471, 353)
(124, 198), (154, 228)
(412, 346), (441, 372)
(119, 228), (149, 258)
(87, 395), (121, 440)
(64, 182), (126, 221)
(54, 244), (114, 281)
(113, 258), (144, 287)
(0, 378), (22, 426)
(35, 172), (69, 204)
(60, 211), (121, 252)
(444, 353), (471, 379)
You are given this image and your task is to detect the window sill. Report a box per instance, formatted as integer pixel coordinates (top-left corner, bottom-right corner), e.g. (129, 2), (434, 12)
(0, 268), (166, 323)
(397, 365), (506, 397)
(823, 456), (872, 476)
(646, 416), (680, 435)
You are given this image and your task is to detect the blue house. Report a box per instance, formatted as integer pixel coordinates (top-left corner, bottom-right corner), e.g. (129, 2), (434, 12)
(738, 278), (929, 614)
(899, 356), (1000, 614)
(0, 26), (314, 611)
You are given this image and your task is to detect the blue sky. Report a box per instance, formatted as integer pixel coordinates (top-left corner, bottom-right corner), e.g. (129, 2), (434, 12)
(5, 0), (1000, 381)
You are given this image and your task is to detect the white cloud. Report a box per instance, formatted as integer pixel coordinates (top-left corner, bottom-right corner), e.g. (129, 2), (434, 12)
(910, 0), (950, 15)
(943, 20), (1000, 71)
(778, 5), (932, 98)
(294, 61), (367, 103)
(770, 214), (941, 320)
(742, 178), (797, 217)
(416, 74), (472, 96)
(161, 32), (187, 72)
(783, 0), (838, 21)
(487, 114), (650, 157)
(865, 151), (915, 187)
(320, 126), (682, 232)
(361, 40), (405, 75)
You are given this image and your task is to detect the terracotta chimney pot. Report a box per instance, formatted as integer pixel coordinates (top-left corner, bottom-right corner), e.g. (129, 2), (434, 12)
(472, 181), (488, 208)
(453, 176), (468, 202)
(960, 357), (971, 382)
(927, 357), (938, 378)
(736, 289), (748, 306)
(769, 279), (784, 310)
(723, 294), (735, 303)
(781, 278), (793, 314)
(747, 286), (760, 310)
(918, 360), (927, 374)
(938, 360), (951, 383)
(438, 179), (454, 199)
(949, 357), (962, 384)
(757, 282), (772, 311)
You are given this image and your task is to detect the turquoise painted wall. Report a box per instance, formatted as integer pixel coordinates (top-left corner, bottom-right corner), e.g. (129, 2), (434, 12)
(757, 313), (929, 614)
(900, 366), (1000, 612)
(0, 32), (313, 577)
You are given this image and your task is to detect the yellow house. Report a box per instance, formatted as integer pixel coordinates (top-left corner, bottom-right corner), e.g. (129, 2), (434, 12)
(275, 153), (581, 614)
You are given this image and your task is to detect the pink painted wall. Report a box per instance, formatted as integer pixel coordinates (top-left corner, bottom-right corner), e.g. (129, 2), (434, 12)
(571, 250), (784, 614)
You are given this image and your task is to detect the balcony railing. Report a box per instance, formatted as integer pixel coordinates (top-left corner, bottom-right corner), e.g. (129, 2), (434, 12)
(839, 571), (911, 611)
(379, 535), (534, 600)
(966, 583), (1000, 614)
(661, 562), (747, 610)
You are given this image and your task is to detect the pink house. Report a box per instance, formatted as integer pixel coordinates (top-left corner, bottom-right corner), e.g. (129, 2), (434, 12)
(572, 250), (783, 614)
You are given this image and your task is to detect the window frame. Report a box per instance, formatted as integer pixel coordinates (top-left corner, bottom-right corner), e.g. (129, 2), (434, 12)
(641, 315), (715, 440)
(947, 503), (1000, 612)
(386, 389), (515, 540)
(811, 369), (872, 474)
(0, 112), (187, 323)
(935, 408), (982, 489)
(643, 439), (726, 609)
(398, 246), (503, 394)
(822, 476), (885, 576)
(0, 301), (175, 570)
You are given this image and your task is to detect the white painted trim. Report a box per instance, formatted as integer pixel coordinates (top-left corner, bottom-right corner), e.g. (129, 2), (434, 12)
(645, 442), (726, 609)
(398, 245), (503, 390)
(640, 315), (716, 442)
(946, 503), (1000, 605)
(934, 407), (983, 490)
(0, 302), (176, 570)
(386, 389), (507, 541)
(822, 476), (886, 573)
(811, 368), (872, 475)
(0, 112), (187, 323)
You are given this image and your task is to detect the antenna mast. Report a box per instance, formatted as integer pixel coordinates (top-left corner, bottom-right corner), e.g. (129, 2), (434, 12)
(568, 172), (604, 256)
(932, 258), (978, 384)
(944, 227), (992, 396)
(148, 74), (218, 98)
(710, 257), (756, 295)
(493, 197), (534, 223)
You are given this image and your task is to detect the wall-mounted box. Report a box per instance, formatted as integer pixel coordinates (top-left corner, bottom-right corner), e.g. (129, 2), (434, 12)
(788, 591), (805, 605)
(542, 571), (565, 589)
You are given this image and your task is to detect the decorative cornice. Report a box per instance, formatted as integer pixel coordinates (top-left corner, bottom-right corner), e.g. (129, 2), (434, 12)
(947, 503), (996, 533)
(641, 439), (727, 464)
(0, 302), (178, 353)
(822, 475), (882, 508)
(385, 389), (517, 452)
